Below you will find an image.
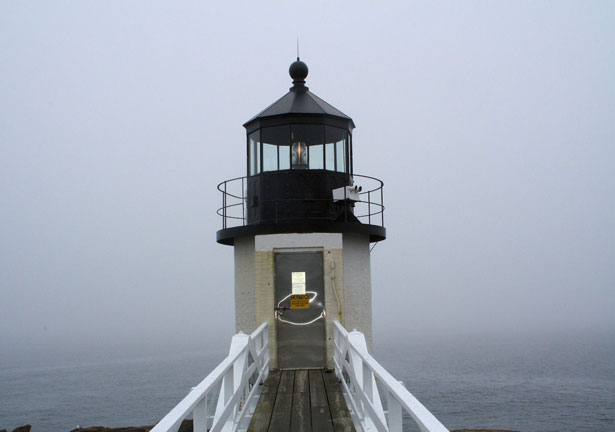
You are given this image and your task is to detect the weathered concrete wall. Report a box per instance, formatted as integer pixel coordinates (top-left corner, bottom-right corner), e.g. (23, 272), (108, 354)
(342, 233), (373, 350)
(254, 248), (276, 367)
(234, 236), (256, 333)
(323, 247), (344, 369)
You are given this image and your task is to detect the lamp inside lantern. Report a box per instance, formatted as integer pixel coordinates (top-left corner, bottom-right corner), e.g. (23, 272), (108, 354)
(292, 141), (308, 169)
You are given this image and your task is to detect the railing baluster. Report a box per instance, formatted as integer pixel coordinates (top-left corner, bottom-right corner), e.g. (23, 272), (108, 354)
(223, 181), (227, 229)
(387, 392), (403, 432)
(224, 367), (233, 405)
(221, 182), (225, 229)
(368, 190), (371, 224)
(362, 359), (373, 429)
(380, 184), (384, 226)
(344, 184), (348, 222)
(363, 363), (373, 404)
(254, 333), (262, 364)
(193, 395), (208, 432)
(242, 177), (246, 226)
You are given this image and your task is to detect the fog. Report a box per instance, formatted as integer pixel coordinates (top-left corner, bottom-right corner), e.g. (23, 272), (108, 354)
(1, 1), (613, 361)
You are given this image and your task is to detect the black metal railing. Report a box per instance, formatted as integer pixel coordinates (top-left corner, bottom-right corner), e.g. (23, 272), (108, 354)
(217, 174), (384, 229)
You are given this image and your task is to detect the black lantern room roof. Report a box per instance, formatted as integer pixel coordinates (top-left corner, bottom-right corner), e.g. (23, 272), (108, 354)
(243, 58), (355, 130)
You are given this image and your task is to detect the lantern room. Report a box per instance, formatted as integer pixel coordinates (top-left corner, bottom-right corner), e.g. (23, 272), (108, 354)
(217, 58), (385, 246)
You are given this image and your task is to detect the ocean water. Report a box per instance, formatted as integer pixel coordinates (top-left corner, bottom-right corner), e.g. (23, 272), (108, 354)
(375, 330), (615, 432)
(1, 330), (614, 432)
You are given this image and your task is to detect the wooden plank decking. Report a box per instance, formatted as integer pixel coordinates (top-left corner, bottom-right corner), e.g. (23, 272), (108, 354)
(247, 370), (355, 432)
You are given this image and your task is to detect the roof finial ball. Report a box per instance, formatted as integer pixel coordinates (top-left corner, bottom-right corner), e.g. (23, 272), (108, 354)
(289, 57), (309, 87)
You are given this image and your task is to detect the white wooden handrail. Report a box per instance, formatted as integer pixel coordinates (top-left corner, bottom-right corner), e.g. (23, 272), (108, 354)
(333, 321), (448, 432)
(151, 323), (269, 432)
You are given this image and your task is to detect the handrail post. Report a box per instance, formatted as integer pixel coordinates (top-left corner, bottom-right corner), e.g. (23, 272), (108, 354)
(193, 395), (208, 432)
(344, 185), (348, 222)
(368, 191), (371, 224)
(380, 185), (384, 226)
(223, 181), (227, 229)
(363, 362), (373, 404)
(387, 392), (402, 432)
(241, 177), (245, 226)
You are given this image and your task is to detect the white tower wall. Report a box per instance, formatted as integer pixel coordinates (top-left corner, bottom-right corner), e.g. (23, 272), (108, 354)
(342, 233), (373, 349)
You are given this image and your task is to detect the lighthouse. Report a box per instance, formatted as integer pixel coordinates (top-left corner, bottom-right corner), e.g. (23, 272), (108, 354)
(153, 59), (448, 432)
(217, 59), (385, 370)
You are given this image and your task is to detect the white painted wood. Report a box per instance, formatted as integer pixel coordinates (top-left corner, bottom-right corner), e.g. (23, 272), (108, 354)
(387, 392), (403, 432)
(333, 321), (448, 432)
(192, 396), (208, 432)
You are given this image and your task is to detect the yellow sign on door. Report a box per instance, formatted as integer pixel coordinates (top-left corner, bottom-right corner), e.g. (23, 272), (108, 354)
(290, 294), (310, 309)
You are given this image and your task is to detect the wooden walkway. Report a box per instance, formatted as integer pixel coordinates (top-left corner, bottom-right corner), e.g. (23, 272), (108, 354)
(247, 369), (355, 432)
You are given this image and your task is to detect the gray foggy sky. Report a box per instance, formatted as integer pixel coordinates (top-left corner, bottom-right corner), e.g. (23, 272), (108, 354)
(1, 1), (614, 357)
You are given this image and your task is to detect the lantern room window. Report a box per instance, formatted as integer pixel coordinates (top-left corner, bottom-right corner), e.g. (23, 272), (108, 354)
(248, 124), (350, 176)
(248, 131), (261, 176)
(309, 143), (324, 170)
(326, 126), (347, 173)
(263, 143), (277, 172)
(279, 144), (291, 170)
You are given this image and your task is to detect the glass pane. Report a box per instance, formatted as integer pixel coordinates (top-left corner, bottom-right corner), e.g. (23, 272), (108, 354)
(325, 126), (347, 173)
(249, 131), (261, 175)
(279, 145), (290, 170)
(310, 144), (324, 169)
(263, 144), (277, 172)
(336, 139), (346, 172)
(325, 143), (335, 171)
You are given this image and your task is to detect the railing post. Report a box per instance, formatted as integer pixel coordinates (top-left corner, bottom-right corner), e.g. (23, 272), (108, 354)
(348, 330), (366, 422)
(380, 185), (384, 226)
(262, 326), (269, 370)
(223, 182), (227, 229)
(387, 392), (402, 432)
(368, 190), (371, 224)
(224, 368), (233, 404)
(344, 185), (348, 222)
(221, 182), (224, 229)
(254, 332), (262, 366)
(241, 177), (246, 226)
(363, 362), (373, 404)
(193, 395), (208, 432)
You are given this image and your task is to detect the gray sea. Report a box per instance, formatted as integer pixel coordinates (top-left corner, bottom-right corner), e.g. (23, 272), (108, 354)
(1, 329), (614, 432)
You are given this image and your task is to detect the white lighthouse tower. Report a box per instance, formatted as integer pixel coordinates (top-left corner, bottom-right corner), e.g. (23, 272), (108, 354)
(216, 59), (385, 370)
